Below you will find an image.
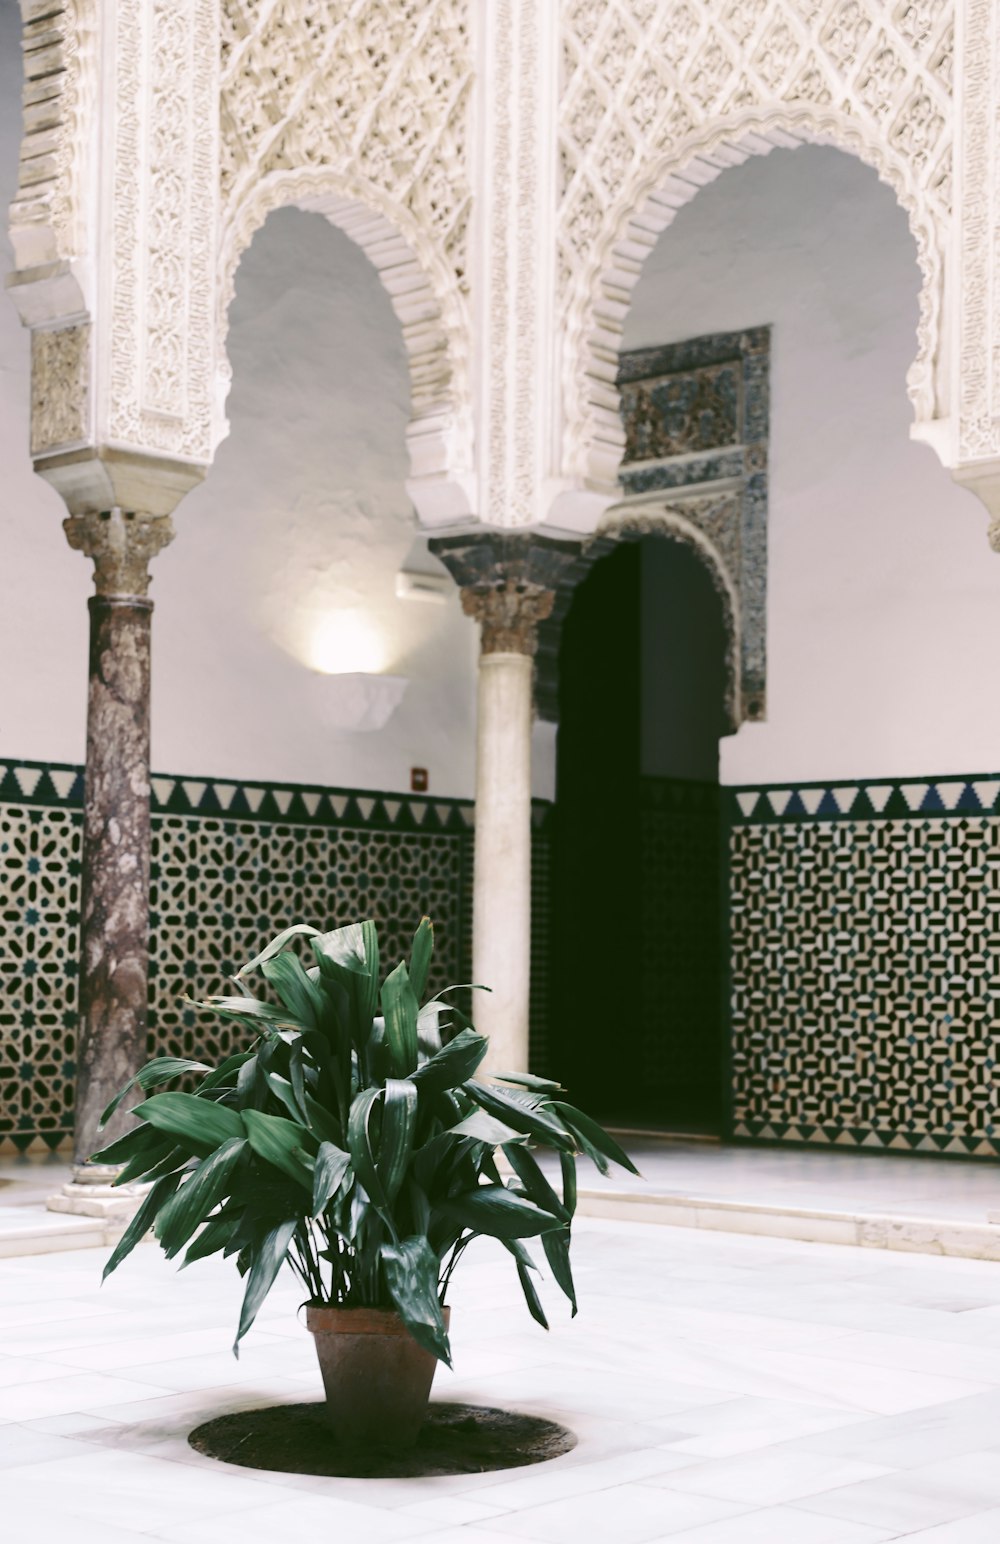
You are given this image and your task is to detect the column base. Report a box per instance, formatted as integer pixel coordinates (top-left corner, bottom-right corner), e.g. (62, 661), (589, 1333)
(46, 1164), (150, 1223)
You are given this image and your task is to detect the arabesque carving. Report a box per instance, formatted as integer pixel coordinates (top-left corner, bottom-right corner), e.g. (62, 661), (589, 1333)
(558, 0), (954, 487)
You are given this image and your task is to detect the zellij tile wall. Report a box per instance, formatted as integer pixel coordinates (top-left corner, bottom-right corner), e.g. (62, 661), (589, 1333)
(726, 774), (1000, 1158)
(0, 759), (553, 1155)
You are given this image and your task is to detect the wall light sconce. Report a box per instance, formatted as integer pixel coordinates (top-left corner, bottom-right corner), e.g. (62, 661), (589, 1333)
(307, 611), (408, 732)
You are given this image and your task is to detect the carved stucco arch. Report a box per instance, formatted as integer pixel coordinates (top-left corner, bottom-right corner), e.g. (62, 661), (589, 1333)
(562, 105), (944, 490)
(216, 167), (474, 517)
(536, 499), (744, 735)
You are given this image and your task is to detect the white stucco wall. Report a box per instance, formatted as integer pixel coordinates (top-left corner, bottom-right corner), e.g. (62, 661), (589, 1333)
(623, 145), (1000, 786)
(0, 0), (501, 799)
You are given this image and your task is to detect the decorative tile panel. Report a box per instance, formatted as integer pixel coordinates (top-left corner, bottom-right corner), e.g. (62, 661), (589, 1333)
(727, 775), (1000, 1157)
(0, 759), (552, 1155)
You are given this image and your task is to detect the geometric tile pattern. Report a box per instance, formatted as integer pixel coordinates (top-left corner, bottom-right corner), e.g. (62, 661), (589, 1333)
(1, 759), (563, 1155)
(730, 774), (1000, 822)
(729, 812), (1000, 1158)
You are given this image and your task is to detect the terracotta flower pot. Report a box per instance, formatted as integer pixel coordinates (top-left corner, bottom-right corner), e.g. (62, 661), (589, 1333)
(305, 1304), (450, 1447)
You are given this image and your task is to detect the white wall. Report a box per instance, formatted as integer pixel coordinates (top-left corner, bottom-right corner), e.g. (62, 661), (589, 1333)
(0, 0), (509, 799)
(622, 145), (1000, 787)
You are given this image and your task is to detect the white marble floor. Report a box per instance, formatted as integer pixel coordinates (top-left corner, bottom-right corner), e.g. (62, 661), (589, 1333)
(5, 1219), (1000, 1541)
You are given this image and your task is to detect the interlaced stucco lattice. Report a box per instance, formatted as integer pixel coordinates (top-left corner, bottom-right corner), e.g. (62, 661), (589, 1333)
(559, 0), (954, 483)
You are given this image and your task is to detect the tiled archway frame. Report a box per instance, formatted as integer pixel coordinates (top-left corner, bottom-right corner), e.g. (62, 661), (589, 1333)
(536, 328), (770, 730)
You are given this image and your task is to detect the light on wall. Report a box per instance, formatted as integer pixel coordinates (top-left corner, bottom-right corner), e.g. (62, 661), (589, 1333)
(306, 610), (408, 733)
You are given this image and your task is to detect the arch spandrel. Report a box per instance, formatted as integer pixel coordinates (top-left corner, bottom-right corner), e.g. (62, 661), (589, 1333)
(557, 0), (954, 494)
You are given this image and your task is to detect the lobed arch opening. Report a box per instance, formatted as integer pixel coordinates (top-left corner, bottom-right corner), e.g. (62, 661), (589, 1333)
(216, 170), (474, 524)
(562, 106), (944, 493)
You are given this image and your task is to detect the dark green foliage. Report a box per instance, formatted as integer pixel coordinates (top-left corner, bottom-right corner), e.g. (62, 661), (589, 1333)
(94, 917), (637, 1363)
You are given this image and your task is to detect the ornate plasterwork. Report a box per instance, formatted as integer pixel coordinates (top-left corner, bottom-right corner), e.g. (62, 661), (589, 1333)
(956, 0), (1000, 465)
(105, 0), (219, 464)
(558, 0), (954, 488)
(8, 0), (95, 276)
(30, 323), (90, 455)
(217, 0), (474, 488)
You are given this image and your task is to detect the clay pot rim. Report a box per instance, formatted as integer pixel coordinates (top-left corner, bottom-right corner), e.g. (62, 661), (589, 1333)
(305, 1304), (450, 1336)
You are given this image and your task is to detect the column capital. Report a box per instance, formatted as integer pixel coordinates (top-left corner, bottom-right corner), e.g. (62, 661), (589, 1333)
(63, 508), (175, 598)
(431, 529), (580, 656)
(460, 581), (555, 656)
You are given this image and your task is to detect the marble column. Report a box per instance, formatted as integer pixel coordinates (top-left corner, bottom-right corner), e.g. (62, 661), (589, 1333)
(48, 509), (174, 1218)
(460, 581), (555, 1073)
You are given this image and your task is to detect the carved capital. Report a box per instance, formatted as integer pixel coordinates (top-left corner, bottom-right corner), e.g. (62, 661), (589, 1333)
(461, 581), (556, 655)
(63, 509), (175, 597)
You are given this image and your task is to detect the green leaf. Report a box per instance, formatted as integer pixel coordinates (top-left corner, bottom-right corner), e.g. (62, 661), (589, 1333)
(242, 1109), (315, 1192)
(102, 1173), (181, 1282)
(466, 1084), (574, 1152)
(380, 961), (419, 1077)
(265, 1071), (308, 1125)
(412, 1028), (488, 1094)
(199, 1050), (257, 1091)
(491, 1071), (564, 1092)
(378, 1078), (418, 1202)
(90, 1121), (168, 1168)
(559, 1151), (578, 1219)
(154, 1138), (249, 1259)
(504, 1244), (549, 1330)
(312, 1142), (351, 1217)
(552, 1104), (640, 1176)
(541, 1227), (578, 1315)
(301, 1089), (343, 1146)
(417, 1001), (447, 1057)
(190, 995), (307, 1030)
(347, 1088), (390, 1218)
(133, 1092), (246, 1153)
(451, 1109), (527, 1146)
(381, 1236), (451, 1366)
(409, 917), (434, 1002)
(502, 1143), (570, 1222)
(235, 924), (322, 979)
(114, 1136), (187, 1186)
(181, 1208), (241, 1268)
(262, 951), (326, 1029)
(99, 1056), (213, 1128)
(436, 1186), (562, 1240)
(234, 1218), (297, 1353)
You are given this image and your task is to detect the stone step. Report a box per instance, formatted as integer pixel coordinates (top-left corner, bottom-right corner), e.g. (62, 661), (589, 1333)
(578, 1187), (1000, 1261)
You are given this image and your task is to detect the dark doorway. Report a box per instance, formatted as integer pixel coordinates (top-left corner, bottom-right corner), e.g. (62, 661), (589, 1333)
(552, 534), (727, 1132)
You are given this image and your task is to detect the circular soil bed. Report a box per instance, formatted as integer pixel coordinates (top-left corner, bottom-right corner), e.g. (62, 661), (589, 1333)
(190, 1400), (576, 1478)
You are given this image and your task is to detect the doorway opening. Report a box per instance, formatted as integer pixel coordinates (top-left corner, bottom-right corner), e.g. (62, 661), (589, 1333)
(551, 533), (728, 1134)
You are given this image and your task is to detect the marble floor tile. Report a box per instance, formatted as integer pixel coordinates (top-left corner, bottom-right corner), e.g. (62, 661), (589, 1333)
(643, 1448), (891, 1507)
(483, 1481), (749, 1542)
(4, 1220), (1000, 1539)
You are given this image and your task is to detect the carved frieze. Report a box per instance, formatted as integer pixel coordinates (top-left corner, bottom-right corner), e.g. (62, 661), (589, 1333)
(30, 323), (90, 455)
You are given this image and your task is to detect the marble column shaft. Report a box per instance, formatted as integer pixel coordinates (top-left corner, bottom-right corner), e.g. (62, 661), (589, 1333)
(63, 510), (173, 1168)
(461, 581), (554, 1073)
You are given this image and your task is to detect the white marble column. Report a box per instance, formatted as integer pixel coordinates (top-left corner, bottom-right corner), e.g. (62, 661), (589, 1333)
(461, 581), (554, 1073)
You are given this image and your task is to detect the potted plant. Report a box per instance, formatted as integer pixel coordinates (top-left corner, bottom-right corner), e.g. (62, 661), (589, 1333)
(93, 918), (637, 1446)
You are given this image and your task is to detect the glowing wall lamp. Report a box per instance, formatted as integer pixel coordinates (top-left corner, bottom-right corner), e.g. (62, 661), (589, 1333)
(307, 611), (408, 732)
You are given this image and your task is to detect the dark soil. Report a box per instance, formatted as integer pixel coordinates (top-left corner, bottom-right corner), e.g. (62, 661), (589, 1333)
(189, 1400), (576, 1478)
